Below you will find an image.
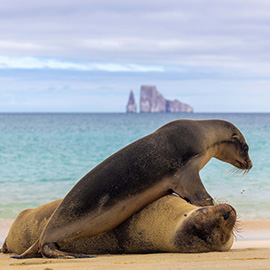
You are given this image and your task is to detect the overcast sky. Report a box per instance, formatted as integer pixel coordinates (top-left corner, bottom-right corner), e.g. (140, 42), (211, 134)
(1, 0), (270, 112)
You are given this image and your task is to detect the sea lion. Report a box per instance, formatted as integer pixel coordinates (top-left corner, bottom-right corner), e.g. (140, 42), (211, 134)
(2, 195), (236, 255)
(12, 119), (252, 258)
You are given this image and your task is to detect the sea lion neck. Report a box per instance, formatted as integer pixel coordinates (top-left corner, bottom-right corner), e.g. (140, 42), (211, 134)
(156, 119), (235, 164)
(197, 119), (236, 145)
(158, 119), (236, 148)
(165, 119), (240, 171)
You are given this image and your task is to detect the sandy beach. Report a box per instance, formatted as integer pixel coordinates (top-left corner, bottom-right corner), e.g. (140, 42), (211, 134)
(1, 219), (269, 270)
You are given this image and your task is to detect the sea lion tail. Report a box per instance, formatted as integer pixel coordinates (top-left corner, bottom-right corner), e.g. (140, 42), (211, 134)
(11, 239), (40, 259)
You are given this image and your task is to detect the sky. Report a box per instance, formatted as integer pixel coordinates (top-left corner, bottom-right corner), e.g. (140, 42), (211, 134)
(1, 0), (270, 112)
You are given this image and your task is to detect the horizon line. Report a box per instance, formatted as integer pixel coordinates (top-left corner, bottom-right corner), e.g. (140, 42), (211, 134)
(0, 111), (269, 114)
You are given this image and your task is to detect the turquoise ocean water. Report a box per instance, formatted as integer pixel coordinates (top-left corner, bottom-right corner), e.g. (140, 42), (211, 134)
(0, 113), (269, 220)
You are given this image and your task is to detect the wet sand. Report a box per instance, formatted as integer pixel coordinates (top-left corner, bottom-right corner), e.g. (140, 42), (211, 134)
(1, 220), (270, 270)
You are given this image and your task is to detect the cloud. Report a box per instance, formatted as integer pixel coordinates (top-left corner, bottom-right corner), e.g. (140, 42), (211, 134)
(1, 0), (270, 73)
(0, 0), (270, 112)
(0, 56), (164, 72)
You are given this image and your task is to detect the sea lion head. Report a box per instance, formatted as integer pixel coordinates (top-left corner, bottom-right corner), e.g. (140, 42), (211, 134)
(174, 203), (236, 252)
(212, 120), (252, 171)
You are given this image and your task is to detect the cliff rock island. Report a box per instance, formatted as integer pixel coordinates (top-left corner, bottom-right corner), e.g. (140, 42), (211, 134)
(126, 90), (137, 113)
(126, 85), (193, 113)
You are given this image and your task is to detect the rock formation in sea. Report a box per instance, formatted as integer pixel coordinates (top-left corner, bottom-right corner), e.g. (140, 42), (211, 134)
(126, 90), (137, 113)
(166, 99), (193, 113)
(140, 85), (193, 113)
(140, 85), (166, 113)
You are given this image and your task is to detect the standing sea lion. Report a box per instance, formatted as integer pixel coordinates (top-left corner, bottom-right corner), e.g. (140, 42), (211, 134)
(13, 119), (252, 258)
(2, 195), (237, 255)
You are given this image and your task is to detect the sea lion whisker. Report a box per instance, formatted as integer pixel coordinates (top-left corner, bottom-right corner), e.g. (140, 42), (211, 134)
(228, 166), (249, 178)
(226, 218), (236, 229)
(233, 219), (243, 239)
(227, 166), (239, 174)
(239, 168), (249, 179)
(226, 169), (235, 176)
(233, 169), (242, 177)
(214, 196), (228, 205)
(240, 171), (245, 180)
(227, 167), (241, 176)
(237, 170), (243, 177)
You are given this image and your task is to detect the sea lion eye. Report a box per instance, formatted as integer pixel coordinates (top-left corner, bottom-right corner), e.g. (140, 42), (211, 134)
(231, 134), (240, 141)
(222, 211), (230, 220)
(241, 144), (249, 155)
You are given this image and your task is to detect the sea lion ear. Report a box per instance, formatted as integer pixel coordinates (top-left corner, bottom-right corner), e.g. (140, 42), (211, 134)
(231, 134), (240, 141)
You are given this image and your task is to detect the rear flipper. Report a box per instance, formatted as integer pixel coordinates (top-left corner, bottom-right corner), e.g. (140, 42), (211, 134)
(11, 240), (95, 259)
(0, 240), (9, 253)
(41, 242), (95, 259)
(10, 239), (41, 259)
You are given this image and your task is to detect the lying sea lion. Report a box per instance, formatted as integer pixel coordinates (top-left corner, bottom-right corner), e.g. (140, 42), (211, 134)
(2, 195), (236, 255)
(12, 119), (252, 258)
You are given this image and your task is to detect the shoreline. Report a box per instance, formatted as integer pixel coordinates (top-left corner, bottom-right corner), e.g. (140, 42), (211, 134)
(1, 219), (270, 270)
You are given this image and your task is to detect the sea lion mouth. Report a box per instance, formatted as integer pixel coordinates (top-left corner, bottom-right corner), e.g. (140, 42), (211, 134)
(236, 160), (246, 169)
(182, 196), (192, 204)
(171, 193), (192, 204)
(235, 159), (252, 171)
(179, 195), (213, 206)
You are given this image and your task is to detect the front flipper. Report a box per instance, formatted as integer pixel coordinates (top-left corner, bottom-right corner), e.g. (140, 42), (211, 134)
(171, 170), (214, 206)
(41, 242), (95, 259)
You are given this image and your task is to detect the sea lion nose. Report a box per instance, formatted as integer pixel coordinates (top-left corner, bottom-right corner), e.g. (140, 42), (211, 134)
(222, 211), (230, 220)
(207, 198), (215, 206)
(247, 160), (253, 169)
(195, 197), (214, 207)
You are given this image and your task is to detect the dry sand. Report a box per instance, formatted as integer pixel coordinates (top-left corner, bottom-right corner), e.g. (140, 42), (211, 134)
(1, 219), (270, 270)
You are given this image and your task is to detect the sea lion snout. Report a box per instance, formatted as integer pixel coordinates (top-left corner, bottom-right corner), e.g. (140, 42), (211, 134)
(192, 203), (237, 232)
(213, 123), (252, 173)
(245, 158), (253, 170)
(191, 191), (214, 207)
(235, 155), (252, 170)
(193, 197), (214, 207)
(215, 204), (237, 230)
(181, 195), (214, 206)
(235, 140), (253, 170)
